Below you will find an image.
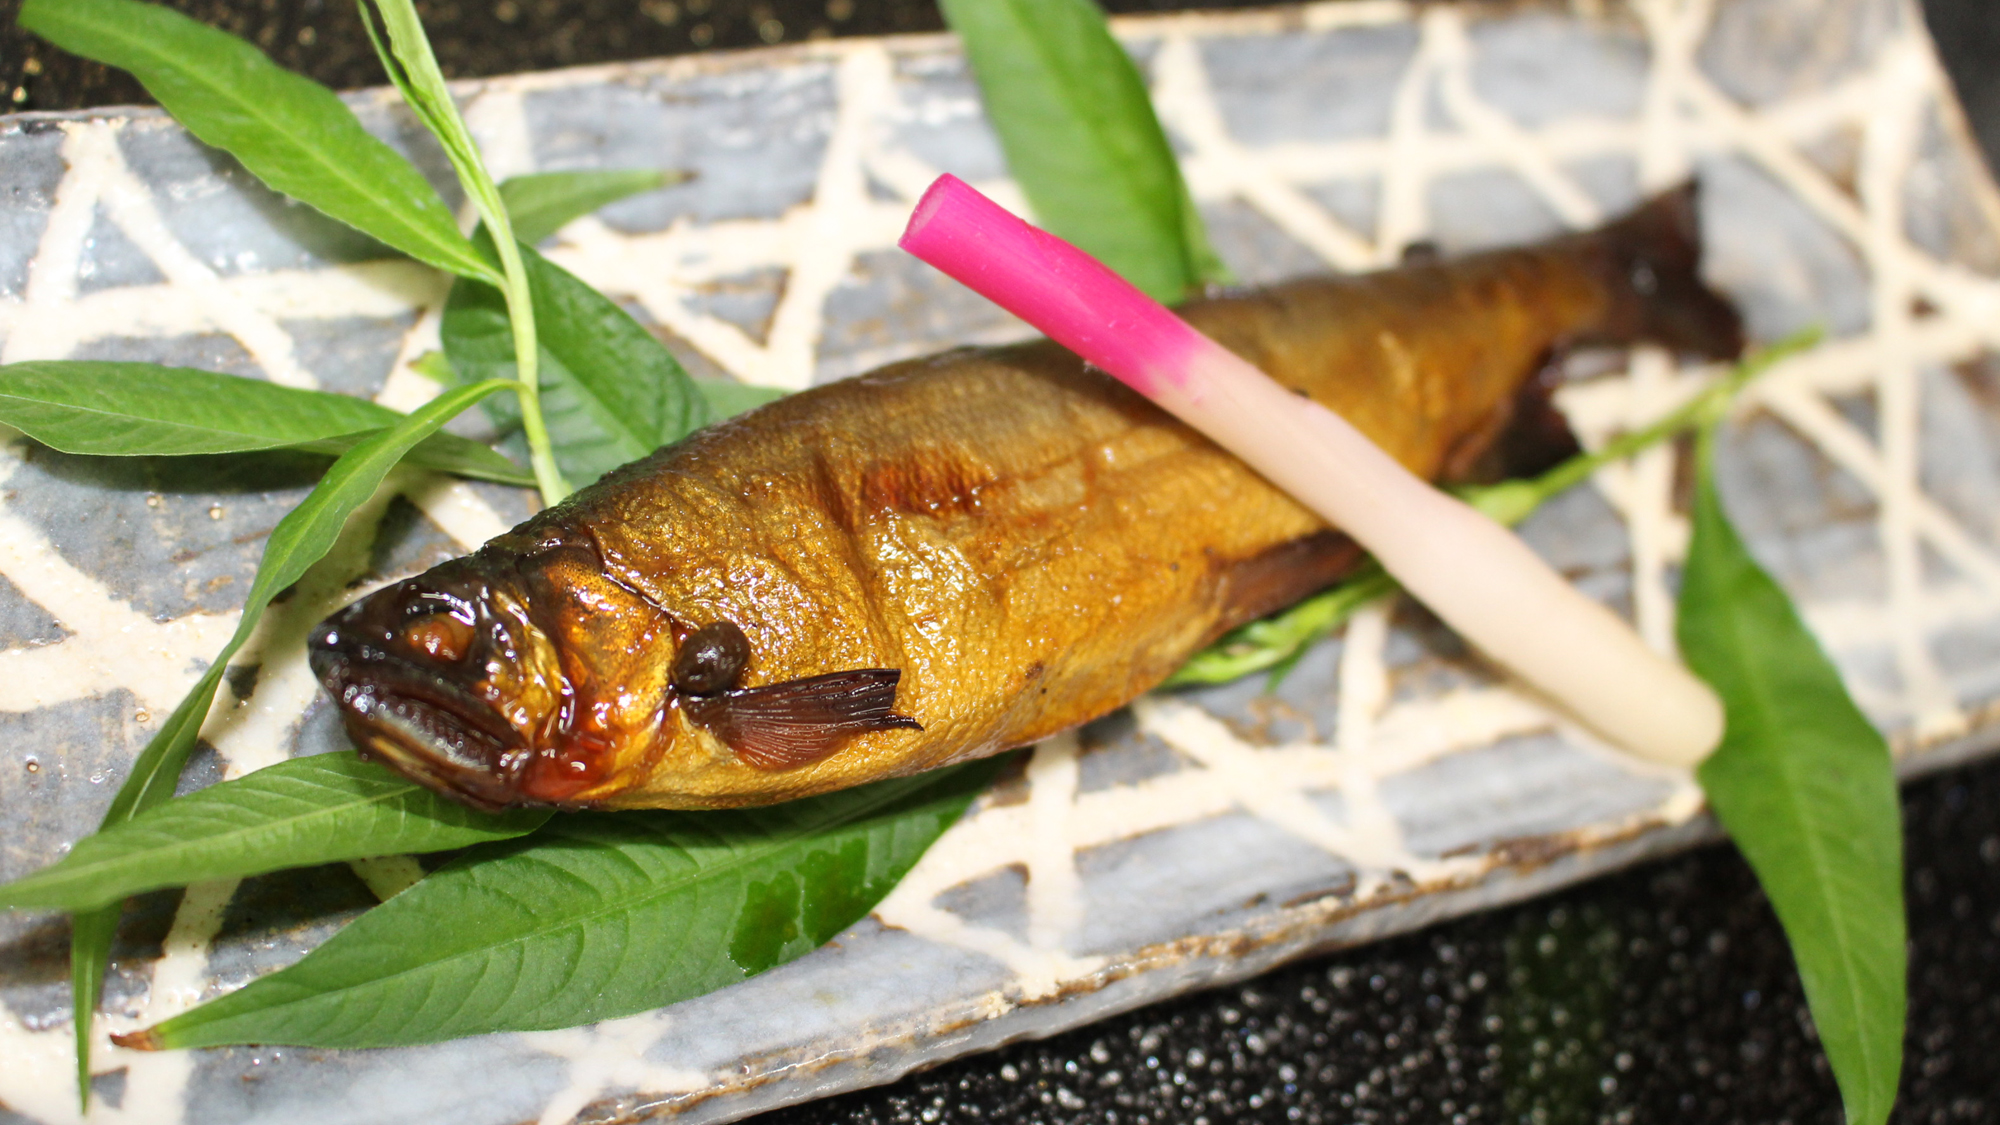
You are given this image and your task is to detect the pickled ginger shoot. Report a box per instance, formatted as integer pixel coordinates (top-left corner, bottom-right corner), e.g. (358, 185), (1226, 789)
(898, 173), (1724, 767)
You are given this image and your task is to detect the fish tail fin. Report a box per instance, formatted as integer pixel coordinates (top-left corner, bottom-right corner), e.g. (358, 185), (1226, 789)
(1588, 182), (1746, 361)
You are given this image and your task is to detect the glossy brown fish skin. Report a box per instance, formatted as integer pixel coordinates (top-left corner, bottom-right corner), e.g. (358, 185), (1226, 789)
(310, 188), (1742, 811)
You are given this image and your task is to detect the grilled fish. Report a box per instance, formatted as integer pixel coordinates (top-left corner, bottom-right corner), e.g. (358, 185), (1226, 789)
(309, 187), (1742, 810)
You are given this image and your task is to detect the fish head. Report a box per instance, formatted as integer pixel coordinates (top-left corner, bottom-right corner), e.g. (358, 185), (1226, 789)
(308, 537), (679, 811)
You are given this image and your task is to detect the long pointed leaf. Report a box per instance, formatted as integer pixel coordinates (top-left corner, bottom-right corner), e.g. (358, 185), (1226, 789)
(937, 0), (1227, 302)
(1679, 425), (1906, 1125)
(500, 170), (689, 246)
(443, 242), (708, 486)
(68, 907), (120, 1112)
(135, 759), (1002, 1049)
(18, 0), (496, 285)
(305, 428), (531, 486)
(0, 361), (531, 485)
(1, 753), (549, 914)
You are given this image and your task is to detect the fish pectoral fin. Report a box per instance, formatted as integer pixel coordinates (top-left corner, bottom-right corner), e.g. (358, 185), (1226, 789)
(686, 669), (923, 771)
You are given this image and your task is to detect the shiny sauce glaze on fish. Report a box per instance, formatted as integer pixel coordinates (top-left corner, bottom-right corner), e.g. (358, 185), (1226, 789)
(309, 187), (1743, 810)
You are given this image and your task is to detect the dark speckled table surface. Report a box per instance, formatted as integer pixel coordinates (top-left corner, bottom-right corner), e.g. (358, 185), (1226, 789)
(2, 1), (1998, 1122)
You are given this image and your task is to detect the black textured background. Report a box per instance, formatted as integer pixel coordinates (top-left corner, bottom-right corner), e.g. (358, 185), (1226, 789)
(2, 1), (1998, 1122)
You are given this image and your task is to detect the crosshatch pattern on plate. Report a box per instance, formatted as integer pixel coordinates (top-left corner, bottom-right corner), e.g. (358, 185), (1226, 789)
(3, 0), (2000, 1121)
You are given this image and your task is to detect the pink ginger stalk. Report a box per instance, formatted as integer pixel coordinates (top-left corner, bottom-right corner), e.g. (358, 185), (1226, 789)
(900, 173), (1723, 767)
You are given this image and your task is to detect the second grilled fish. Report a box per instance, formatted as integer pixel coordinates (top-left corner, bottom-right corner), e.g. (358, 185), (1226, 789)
(310, 187), (1743, 810)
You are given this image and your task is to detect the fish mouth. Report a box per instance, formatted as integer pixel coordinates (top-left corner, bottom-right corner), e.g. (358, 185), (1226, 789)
(308, 633), (534, 812)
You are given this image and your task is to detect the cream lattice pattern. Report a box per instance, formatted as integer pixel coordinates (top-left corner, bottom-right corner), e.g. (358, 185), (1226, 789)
(3, 0), (2000, 1121)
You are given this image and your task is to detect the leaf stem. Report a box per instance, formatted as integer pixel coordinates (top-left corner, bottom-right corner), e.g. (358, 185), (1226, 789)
(1461, 327), (1823, 526)
(485, 227), (569, 503)
(361, 0), (571, 505)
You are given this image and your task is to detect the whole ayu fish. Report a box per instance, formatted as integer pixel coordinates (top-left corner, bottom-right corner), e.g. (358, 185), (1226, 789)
(309, 187), (1742, 811)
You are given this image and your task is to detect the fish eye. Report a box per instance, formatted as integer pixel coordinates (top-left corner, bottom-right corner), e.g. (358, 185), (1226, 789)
(673, 620), (751, 695)
(402, 613), (473, 663)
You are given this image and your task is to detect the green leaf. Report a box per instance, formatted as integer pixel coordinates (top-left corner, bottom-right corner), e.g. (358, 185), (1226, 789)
(693, 377), (789, 421)
(18, 0), (495, 285)
(500, 170), (689, 246)
(1679, 425), (1906, 1125)
(0, 361), (531, 485)
(0, 361), (391, 455)
(0, 753), (549, 914)
(138, 758), (1003, 1049)
(69, 907), (119, 1112)
(443, 241), (709, 486)
(344, 426), (531, 486)
(937, 0), (1227, 302)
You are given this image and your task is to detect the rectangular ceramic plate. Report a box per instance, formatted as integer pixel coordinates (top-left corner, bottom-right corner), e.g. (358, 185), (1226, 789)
(5, 0), (2000, 1121)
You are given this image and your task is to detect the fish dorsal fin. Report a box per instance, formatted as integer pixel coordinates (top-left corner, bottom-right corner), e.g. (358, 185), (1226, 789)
(684, 669), (922, 771)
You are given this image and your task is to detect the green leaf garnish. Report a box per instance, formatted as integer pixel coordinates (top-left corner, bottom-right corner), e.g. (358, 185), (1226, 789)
(1680, 423), (1907, 1125)
(937, 0), (1229, 303)
(443, 240), (710, 487)
(0, 753), (548, 914)
(500, 169), (690, 246)
(67, 908), (119, 1110)
(132, 758), (1002, 1050)
(17, 0), (496, 285)
(0, 361), (531, 485)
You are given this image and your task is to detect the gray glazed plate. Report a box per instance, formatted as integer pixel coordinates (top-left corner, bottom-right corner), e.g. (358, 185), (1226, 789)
(5, 0), (2000, 1121)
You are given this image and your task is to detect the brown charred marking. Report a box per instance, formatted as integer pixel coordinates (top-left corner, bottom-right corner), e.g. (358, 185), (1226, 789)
(1581, 183), (1744, 359)
(805, 447), (863, 536)
(860, 453), (995, 518)
(1438, 385), (1518, 483)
